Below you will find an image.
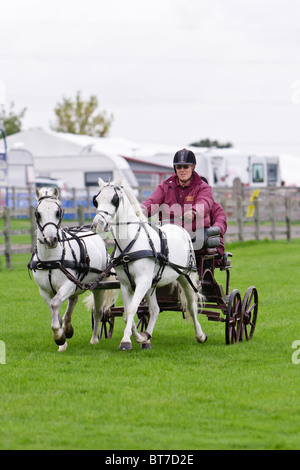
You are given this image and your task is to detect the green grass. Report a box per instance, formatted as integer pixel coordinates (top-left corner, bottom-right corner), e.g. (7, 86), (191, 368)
(0, 240), (300, 449)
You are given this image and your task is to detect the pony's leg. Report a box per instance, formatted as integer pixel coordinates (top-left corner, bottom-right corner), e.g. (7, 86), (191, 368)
(62, 296), (78, 339)
(119, 281), (150, 350)
(90, 290), (105, 345)
(139, 290), (160, 347)
(121, 289), (143, 345)
(177, 275), (207, 343)
(50, 282), (76, 346)
(38, 287), (67, 350)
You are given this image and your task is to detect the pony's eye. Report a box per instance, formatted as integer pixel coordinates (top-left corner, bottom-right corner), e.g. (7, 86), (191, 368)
(36, 212), (41, 221)
(56, 210), (60, 218)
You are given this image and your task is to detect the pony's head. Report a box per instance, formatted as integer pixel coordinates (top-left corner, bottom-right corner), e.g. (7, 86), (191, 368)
(92, 177), (147, 233)
(92, 178), (123, 233)
(35, 187), (64, 248)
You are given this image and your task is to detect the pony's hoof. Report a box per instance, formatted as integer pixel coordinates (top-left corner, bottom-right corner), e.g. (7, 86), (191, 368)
(90, 338), (99, 345)
(141, 342), (152, 350)
(119, 342), (132, 351)
(140, 331), (152, 342)
(65, 325), (74, 339)
(58, 342), (68, 352)
(55, 334), (66, 346)
(198, 334), (207, 344)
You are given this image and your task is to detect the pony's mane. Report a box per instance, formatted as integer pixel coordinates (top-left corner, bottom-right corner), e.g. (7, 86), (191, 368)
(120, 181), (148, 223)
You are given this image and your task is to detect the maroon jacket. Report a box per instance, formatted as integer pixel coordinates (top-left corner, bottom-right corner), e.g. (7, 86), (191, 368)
(210, 201), (227, 257)
(142, 172), (214, 231)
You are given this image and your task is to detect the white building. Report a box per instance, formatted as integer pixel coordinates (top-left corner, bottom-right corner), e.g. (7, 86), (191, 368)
(6, 128), (139, 189)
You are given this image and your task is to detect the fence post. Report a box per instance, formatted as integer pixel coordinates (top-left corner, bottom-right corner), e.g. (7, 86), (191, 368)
(285, 196), (291, 242)
(4, 206), (12, 269)
(254, 198), (260, 241)
(86, 187), (91, 219)
(72, 188), (77, 220)
(78, 204), (85, 226)
(12, 187), (17, 218)
(237, 196), (244, 242)
(270, 197), (276, 241)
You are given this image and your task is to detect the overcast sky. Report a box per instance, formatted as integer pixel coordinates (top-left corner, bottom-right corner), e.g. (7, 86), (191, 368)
(1, 0), (300, 157)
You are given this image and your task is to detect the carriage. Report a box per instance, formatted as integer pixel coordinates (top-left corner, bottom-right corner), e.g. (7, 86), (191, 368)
(95, 225), (258, 346)
(30, 182), (258, 350)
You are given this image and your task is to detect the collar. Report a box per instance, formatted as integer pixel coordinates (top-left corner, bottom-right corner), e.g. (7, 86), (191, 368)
(165, 171), (202, 188)
(175, 174), (194, 188)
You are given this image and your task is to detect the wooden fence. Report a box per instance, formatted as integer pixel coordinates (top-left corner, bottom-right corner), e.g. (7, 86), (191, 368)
(1, 185), (300, 268)
(211, 185), (300, 242)
(0, 206), (35, 268)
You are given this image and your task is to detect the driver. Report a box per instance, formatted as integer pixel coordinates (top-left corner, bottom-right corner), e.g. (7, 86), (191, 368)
(141, 148), (214, 250)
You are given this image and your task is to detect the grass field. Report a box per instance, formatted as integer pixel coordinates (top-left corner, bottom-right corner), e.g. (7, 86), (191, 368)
(0, 239), (300, 450)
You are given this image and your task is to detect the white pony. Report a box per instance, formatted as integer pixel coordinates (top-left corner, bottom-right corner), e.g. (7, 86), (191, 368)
(92, 178), (207, 350)
(29, 187), (118, 351)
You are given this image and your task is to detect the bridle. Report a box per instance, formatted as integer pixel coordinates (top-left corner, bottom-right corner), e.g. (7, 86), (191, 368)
(35, 196), (64, 244)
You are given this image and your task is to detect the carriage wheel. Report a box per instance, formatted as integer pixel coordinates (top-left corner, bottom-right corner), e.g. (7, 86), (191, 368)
(240, 286), (258, 342)
(91, 309), (115, 339)
(225, 289), (243, 345)
(100, 310), (115, 339)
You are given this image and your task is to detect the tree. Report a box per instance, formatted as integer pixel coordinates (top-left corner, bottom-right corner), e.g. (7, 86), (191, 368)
(51, 91), (113, 137)
(0, 102), (27, 136)
(189, 138), (233, 148)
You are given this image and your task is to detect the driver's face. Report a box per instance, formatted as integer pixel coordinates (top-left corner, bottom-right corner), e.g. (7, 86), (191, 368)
(175, 165), (194, 184)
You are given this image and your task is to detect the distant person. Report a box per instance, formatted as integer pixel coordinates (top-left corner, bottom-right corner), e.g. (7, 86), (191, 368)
(210, 201), (227, 265)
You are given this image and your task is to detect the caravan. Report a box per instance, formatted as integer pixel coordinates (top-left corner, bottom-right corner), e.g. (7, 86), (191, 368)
(6, 129), (139, 190)
(195, 148), (282, 187)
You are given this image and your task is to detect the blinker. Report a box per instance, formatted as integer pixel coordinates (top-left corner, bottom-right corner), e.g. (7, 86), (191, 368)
(93, 195), (98, 208)
(112, 193), (119, 208)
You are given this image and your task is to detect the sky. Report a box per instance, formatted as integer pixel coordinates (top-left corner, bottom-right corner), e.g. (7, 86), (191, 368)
(1, 0), (300, 157)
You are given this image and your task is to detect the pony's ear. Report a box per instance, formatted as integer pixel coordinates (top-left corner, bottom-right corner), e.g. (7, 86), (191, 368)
(36, 188), (41, 200)
(98, 177), (105, 187)
(114, 177), (123, 187)
(53, 187), (59, 198)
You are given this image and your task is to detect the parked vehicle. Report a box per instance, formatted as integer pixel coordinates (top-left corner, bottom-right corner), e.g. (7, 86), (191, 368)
(197, 148), (282, 188)
(35, 177), (73, 199)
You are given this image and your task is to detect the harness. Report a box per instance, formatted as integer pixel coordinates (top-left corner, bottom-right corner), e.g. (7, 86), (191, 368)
(29, 194), (109, 294)
(28, 225), (108, 294)
(92, 184), (199, 293)
(106, 220), (197, 293)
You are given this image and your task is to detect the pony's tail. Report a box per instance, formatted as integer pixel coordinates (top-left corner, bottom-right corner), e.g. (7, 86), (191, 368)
(176, 273), (204, 322)
(83, 274), (119, 311)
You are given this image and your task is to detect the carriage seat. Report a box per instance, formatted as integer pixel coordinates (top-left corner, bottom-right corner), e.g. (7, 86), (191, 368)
(204, 227), (221, 249)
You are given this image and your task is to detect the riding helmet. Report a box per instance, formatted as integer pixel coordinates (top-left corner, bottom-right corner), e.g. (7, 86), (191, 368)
(173, 148), (196, 167)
